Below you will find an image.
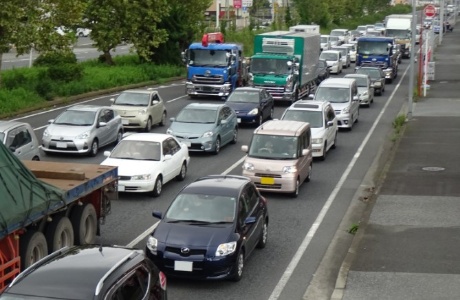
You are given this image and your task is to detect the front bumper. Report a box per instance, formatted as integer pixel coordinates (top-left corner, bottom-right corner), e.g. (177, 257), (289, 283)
(334, 111), (353, 128)
(116, 178), (155, 193)
(242, 170), (297, 193)
(236, 113), (259, 124)
(119, 115), (150, 129)
(174, 135), (216, 152)
(312, 143), (325, 157)
(41, 137), (92, 154)
(186, 82), (232, 97)
(359, 94), (371, 105)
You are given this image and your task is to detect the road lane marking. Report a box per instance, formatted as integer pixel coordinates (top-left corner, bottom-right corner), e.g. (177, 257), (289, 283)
(268, 66), (410, 300)
(33, 125), (48, 131)
(222, 156), (246, 175)
(167, 95), (188, 103)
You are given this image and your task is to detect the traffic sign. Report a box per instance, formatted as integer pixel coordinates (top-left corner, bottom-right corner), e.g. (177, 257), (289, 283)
(424, 4), (436, 18)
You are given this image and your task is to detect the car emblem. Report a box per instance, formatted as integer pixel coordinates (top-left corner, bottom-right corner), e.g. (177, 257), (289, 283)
(204, 70), (211, 77)
(181, 247), (190, 254)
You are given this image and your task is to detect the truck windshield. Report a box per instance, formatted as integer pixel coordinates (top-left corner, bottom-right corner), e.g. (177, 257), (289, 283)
(385, 29), (410, 39)
(250, 58), (290, 75)
(248, 135), (298, 159)
(315, 87), (349, 103)
(189, 49), (229, 67)
(357, 41), (389, 55)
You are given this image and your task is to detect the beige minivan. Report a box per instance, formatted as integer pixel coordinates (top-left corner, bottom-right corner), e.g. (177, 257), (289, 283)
(241, 120), (313, 198)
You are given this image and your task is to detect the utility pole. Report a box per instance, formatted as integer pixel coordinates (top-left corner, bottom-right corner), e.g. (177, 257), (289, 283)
(407, 0), (417, 120)
(439, 0), (444, 44)
(225, 0), (229, 21)
(216, 0), (220, 29)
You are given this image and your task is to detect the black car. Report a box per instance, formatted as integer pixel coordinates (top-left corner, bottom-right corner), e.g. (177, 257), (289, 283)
(0, 245), (167, 300)
(316, 60), (331, 84)
(225, 87), (275, 126)
(145, 175), (269, 282)
(355, 66), (386, 96)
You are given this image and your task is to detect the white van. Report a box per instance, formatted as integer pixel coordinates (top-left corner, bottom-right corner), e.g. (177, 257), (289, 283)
(319, 50), (343, 74)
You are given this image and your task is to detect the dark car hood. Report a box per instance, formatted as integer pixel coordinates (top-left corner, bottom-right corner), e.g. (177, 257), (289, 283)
(226, 102), (258, 113)
(155, 222), (234, 247)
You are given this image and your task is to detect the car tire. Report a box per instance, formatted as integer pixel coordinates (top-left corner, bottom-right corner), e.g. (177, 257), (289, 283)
(114, 130), (123, 145)
(88, 139), (98, 157)
(231, 128), (238, 144)
(45, 215), (74, 253)
(159, 111), (167, 127)
(70, 203), (97, 245)
(256, 221), (268, 249)
(331, 132), (337, 149)
(19, 230), (48, 270)
(176, 162), (187, 181)
(144, 118), (152, 132)
(290, 179), (300, 198)
(269, 106), (274, 119)
(230, 251), (245, 282)
(257, 114), (263, 126)
(32, 156), (40, 161)
(213, 137), (221, 155)
(151, 176), (162, 197)
(305, 163), (312, 182)
(320, 142), (327, 161)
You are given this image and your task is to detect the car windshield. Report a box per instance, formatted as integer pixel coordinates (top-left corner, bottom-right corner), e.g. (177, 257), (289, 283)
(347, 76), (367, 87)
(321, 36), (328, 42)
(114, 92), (149, 106)
(250, 58), (290, 75)
(281, 110), (323, 128)
(329, 36), (340, 42)
(248, 134), (299, 159)
(356, 68), (381, 79)
(320, 52), (338, 61)
(109, 140), (161, 161)
(330, 31), (344, 37)
(176, 108), (217, 123)
(188, 49), (229, 67)
(357, 26), (367, 31)
(227, 91), (260, 103)
(357, 41), (389, 55)
(385, 29), (410, 39)
(331, 48), (347, 56)
(315, 87), (349, 103)
(54, 110), (95, 126)
(166, 193), (236, 223)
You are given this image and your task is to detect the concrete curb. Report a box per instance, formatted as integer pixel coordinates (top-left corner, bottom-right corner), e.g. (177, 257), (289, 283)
(0, 76), (186, 120)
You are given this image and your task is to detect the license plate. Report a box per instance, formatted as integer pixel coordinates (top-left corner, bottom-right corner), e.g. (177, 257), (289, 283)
(363, 55), (369, 58)
(174, 261), (193, 272)
(118, 185), (125, 192)
(122, 119), (129, 125)
(183, 141), (191, 147)
(260, 177), (275, 185)
(237, 118), (241, 123)
(56, 142), (67, 148)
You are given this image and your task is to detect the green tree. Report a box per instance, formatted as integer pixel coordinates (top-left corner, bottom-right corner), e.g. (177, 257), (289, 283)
(292, 0), (330, 28)
(285, 4), (293, 27)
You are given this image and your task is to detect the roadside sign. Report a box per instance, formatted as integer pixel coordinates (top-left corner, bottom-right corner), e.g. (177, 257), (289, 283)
(243, 6), (247, 12)
(424, 5), (436, 18)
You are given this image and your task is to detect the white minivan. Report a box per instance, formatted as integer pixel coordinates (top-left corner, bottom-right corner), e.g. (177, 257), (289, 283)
(309, 78), (360, 130)
(319, 50), (343, 74)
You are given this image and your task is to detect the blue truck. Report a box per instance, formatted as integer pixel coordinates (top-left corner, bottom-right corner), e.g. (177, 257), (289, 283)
(356, 36), (398, 83)
(182, 32), (249, 99)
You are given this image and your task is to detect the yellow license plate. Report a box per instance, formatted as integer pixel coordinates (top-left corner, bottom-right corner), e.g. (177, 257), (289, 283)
(363, 56), (369, 58)
(261, 177), (275, 185)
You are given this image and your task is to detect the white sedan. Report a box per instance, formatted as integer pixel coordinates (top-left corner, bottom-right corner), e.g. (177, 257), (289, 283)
(101, 133), (190, 197)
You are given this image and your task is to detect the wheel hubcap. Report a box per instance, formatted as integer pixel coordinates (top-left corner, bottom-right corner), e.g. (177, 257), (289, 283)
(262, 224), (268, 244)
(237, 254), (244, 276)
(156, 179), (162, 194)
(92, 142), (98, 155)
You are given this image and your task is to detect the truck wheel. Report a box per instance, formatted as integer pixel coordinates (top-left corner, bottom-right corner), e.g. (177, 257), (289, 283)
(20, 230), (48, 269)
(45, 215), (74, 253)
(70, 203), (97, 245)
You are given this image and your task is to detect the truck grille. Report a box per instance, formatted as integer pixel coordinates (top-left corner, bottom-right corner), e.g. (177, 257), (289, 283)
(192, 75), (224, 84)
(254, 85), (285, 98)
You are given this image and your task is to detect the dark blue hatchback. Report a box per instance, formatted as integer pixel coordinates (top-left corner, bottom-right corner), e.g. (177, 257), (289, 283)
(145, 175), (269, 281)
(225, 87), (275, 126)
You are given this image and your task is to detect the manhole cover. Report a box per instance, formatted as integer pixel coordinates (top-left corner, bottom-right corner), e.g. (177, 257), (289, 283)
(422, 167), (445, 172)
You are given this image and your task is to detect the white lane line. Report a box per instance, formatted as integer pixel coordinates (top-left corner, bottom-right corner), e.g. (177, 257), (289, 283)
(222, 156), (246, 175)
(268, 66), (410, 300)
(34, 125), (47, 131)
(167, 95), (188, 103)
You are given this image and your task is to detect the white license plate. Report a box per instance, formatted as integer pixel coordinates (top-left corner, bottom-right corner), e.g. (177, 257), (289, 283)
(183, 141), (191, 147)
(237, 118), (241, 123)
(174, 261), (193, 272)
(56, 142), (67, 148)
(122, 119), (129, 125)
(118, 185), (125, 192)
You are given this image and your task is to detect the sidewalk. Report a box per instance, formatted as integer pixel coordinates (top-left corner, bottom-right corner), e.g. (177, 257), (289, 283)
(333, 20), (460, 300)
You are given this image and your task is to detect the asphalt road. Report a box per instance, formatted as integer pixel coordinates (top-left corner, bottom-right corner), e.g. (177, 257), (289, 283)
(2, 37), (132, 70)
(10, 58), (413, 299)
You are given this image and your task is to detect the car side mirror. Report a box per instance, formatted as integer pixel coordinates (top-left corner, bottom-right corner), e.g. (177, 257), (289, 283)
(353, 96), (359, 101)
(98, 122), (107, 127)
(241, 145), (248, 152)
(220, 119), (228, 125)
(301, 149), (309, 156)
(152, 100), (159, 105)
(110, 98), (115, 102)
(170, 117), (175, 122)
(245, 216), (257, 225)
(103, 151), (111, 157)
(9, 146), (16, 152)
(327, 121), (334, 127)
(48, 119), (54, 124)
(164, 154), (172, 161)
(308, 94), (315, 99)
(152, 211), (163, 219)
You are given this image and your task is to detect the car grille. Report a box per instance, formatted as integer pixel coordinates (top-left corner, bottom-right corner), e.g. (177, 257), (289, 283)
(192, 75), (224, 84)
(255, 183), (282, 189)
(165, 246), (207, 257)
(176, 135), (199, 140)
(335, 110), (341, 115)
(119, 176), (131, 181)
(254, 173), (282, 178)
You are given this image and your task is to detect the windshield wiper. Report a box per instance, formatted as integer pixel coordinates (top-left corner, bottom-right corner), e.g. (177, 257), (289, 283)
(114, 103), (137, 106)
(54, 122), (79, 126)
(168, 219), (211, 224)
(113, 157), (136, 160)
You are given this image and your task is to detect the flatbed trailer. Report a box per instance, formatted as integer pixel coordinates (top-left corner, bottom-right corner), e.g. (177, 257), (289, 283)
(0, 147), (118, 292)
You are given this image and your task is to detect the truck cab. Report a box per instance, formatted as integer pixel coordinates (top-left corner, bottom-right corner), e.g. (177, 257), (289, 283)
(384, 15), (412, 58)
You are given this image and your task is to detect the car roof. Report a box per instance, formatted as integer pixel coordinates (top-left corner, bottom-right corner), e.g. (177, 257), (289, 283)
(331, 28), (348, 32)
(185, 103), (223, 110)
(286, 100), (330, 111)
(253, 120), (309, 136)
(233, 87), (263, 93)
(345, 74), (369, 79)
(120, 88), (157, 95)
(183, 175), (251, 197)
(319, 78), (356, 88)
(122, 133), (173, 143)
(321, 34), (330, 37)
(0, 121), (28, 132)
(321, 50), (341, 55)
(6, 246), (143, 300)
(67, 105), (107, 112)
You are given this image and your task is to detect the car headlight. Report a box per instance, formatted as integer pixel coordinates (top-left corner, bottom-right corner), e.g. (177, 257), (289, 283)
(342, 106), (350, 114)
(138, 108), (148, 114)
(215, 241), (237, 256)
(332, 62), (338, 66)
(43, 129), (50, 137)
(131, 174), (152, 180)
(166, 128), (173, 135)
(75, 131), (90, 139)
(202, 131), (214, 138)
(248, 108), (259, 115)
(282, 166), (297, 173)
(243, 162), (254, 171)
(361, 91), (368, 96)
(146, 236), (158, 255)
(311, 138), (323, 144)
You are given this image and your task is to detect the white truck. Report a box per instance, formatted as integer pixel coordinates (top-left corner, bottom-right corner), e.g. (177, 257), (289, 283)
(385, 14), (413, 59)
(289, 25), (320, 34)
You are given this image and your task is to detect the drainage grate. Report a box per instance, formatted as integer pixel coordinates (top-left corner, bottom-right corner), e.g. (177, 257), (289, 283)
(422, 167), (445, 172)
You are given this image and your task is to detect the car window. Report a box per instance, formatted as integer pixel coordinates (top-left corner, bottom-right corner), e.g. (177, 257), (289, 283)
(227, 91), (259, 103)
(114, 92), (150, 107)
(107, 266), (150, 300)
(162, 140), (172, 156)
(244, 184), (259, 211)
(152, 93), (160, 102)
(99, 109), (113, 123)
(327, 107), (336, 121)
(167, 138), (180, 155)
(315, 87), (349, 103)
(223, 106), (232, 119)
(7, 127), (32, 149)
(238, 195), (250, 225)
(55, 110), (96, 126)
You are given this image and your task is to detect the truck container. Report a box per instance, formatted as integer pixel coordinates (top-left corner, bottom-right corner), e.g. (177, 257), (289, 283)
(182, 32), (249, 99)
(289, 25), (320, 34)
(385, 14), (413, 58)
(356, 36), (399, 83)
(250, 30), (321, 103)
(0, 141), (118, 292)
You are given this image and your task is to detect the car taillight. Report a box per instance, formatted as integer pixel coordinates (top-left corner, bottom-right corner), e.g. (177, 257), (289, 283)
(159, 271), (167, 291)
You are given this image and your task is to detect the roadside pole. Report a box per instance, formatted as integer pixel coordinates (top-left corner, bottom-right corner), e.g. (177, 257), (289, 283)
(439, 0), (444, 45)
(407, 0), (417, 120)
(216, 0), (220, 29)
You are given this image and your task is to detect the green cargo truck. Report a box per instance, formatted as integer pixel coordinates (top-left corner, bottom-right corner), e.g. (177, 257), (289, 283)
(249, 30), (321, 103)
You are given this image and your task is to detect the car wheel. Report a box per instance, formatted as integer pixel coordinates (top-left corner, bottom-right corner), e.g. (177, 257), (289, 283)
(305, 163), (312, 182)
(230, 251), (245, 282)
(290, 179), (300, 198)
(144, 118), (152, 132)
(176, 162), (187, 181)
(159, 111), (167, 126)
(355, 110), (359, 123)
(256, 221), (268, 249)
(331, 132), (337, 149)
(231, 128), (238, 144)
(151, 176), (162, 197)
(320, 142), (327, 161)
(114, 130), (123, 145)
(88, 139), (98, 157)
(269, 106), (274, 119)
(32, 156), (40, 161)
(213, 137), (221, 155)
